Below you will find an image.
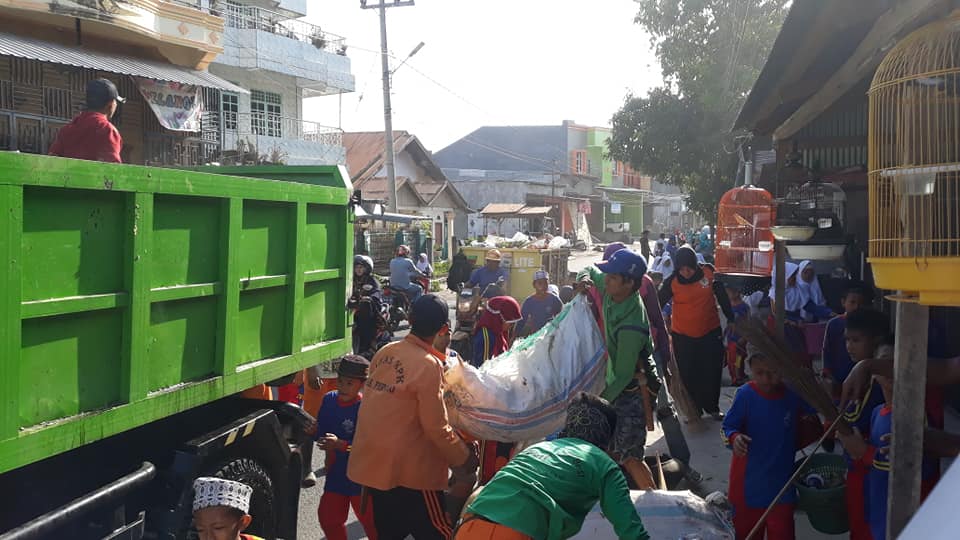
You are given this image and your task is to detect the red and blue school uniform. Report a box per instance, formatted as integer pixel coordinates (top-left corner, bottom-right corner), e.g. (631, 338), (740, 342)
(722, 382), (816, 540)
(314, 391), (378, 540)
(821, 314), (854, 398)
(842, 381), (885, 540)
(865, 404), (940, 540)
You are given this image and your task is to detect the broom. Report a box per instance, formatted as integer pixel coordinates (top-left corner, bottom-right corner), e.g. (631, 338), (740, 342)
(735, 317), (853, 540)
(735, 317), (851, 435)
(666, 351), (707, 432)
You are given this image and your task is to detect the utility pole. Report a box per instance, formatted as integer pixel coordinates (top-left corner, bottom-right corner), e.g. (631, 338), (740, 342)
(361, 0), (415, 212)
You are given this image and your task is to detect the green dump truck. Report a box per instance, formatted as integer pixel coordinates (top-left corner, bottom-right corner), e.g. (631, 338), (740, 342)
(0, 154), (354, 539)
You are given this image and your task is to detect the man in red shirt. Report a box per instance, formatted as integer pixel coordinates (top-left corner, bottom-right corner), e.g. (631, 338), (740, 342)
(49, 78), (125, 163)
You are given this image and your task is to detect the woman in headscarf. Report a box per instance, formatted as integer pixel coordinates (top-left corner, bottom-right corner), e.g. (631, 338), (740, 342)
(797, 260), (833, 322)
(415, 252), (433, 276)
(347, 255), (386, 358)
(658, 246), (735, 420)
(769, 262), (814, 368)
(472, 295), (522, 367)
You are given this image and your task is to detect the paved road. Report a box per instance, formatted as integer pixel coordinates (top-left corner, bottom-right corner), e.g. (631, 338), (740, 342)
(297, 449), (368, 540)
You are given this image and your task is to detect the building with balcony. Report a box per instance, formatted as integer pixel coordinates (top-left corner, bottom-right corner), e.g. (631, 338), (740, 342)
(208, 0), (354, 165)
(435, 121), (684, 239)
(0, 0), (246, 165)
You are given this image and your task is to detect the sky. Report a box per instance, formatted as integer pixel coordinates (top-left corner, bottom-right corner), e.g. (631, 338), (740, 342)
(302, 0), (663, 152)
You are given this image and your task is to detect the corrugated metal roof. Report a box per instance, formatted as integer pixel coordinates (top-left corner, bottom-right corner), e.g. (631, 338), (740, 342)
(517, 206), (552, 216)
(479, 203), (525, 215)
(0, 32), (248, 94)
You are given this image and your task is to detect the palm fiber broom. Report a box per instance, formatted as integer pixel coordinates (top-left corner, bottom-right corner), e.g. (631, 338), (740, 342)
(735, 317), (852, 435)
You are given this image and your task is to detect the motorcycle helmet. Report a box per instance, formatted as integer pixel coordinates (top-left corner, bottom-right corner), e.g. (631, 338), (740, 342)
(354, 254), (374, 275)
(397, 244), (411, 257)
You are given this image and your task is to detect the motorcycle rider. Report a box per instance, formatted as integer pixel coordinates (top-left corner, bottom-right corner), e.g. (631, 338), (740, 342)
(465, 249), (509, 299)
(349, 255), (387, 358)
(389, 245), (426, 303)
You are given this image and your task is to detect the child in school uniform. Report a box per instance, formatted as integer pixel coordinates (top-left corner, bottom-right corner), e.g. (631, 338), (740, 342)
(724, 285), (750, 386)
(820, 283), (871, 399)
(836, 308), (891, 540)
(311, 355), (378, 540)
(722, 348), (821, 540)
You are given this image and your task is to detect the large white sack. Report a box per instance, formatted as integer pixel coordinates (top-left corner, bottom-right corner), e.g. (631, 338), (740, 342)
(570, 490), (734, 540)
(444, 296), (606, 442)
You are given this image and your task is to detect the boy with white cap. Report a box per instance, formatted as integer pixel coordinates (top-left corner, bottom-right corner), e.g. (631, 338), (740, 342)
(517, 269), (563, 337)
(192, 477), (261, 540)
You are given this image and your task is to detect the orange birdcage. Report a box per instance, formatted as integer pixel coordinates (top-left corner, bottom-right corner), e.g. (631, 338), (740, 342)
(868, 15), (960, 305)
(715, 185), (777, 276)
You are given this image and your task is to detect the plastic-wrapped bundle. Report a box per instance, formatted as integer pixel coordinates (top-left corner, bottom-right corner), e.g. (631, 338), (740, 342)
(444, 296), (606, 442)
(571, 490), (734, 540)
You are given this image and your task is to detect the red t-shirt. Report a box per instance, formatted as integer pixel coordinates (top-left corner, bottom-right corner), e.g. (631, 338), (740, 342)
(49, 111), (123, 163)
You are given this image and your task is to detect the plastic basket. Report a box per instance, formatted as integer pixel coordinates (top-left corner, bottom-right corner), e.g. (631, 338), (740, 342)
(793, 454), (849, 534)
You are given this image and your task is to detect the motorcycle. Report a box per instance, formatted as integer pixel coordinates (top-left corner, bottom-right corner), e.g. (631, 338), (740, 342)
(349, 283), (392, 358)
(449, 277), (505, 364)
(381, 279), (422, 331)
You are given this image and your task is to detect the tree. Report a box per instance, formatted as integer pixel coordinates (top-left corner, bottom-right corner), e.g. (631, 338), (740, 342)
(608, 0), (790, 219)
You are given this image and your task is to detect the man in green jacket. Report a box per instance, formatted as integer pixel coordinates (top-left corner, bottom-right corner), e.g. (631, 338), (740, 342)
(459, 392), (650, 540)
(576, 248), (660, 489)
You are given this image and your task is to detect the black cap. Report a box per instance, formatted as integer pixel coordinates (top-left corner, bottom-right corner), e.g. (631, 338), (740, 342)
(337, 354), (370, 379)
(410, 294), (449, 337)
(86, 78), (126, 110)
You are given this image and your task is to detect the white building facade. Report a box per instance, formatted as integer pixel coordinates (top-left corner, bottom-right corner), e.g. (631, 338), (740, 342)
(209, 0), (354, 165)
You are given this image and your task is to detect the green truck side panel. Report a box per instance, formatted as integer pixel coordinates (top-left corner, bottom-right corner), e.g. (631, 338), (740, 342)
(0, 154), (353, 474)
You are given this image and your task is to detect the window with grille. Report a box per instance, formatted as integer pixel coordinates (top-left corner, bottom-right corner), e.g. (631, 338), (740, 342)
(251, 90), (281, 137)
(222, 92), (238, 130)
(571, 150), (587, 174)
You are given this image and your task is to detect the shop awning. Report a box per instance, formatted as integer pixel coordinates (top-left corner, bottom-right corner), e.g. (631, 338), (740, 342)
(517, 206), (552, 216)
(0, 32), (248, 94)
(479, 203), (525, 216)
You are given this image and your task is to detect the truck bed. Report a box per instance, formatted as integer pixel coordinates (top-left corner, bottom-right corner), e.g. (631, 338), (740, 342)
(0, 153), (353, 474)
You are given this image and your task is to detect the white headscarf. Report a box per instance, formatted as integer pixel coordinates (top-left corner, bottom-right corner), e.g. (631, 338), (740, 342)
(797, 260), (827, 321)
(797, 260), (826, 305)
(769, 262), (804, 311)
(655, 255), (675, 280)
(415, 253), (432, 273)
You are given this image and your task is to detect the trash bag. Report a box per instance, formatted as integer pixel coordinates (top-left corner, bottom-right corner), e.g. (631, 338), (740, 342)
(570, 490), (734, 540)
(444, 296), (606, 442)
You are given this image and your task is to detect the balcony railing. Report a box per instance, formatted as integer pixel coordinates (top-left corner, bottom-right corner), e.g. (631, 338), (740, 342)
(220, 111), (343, 146)
(222, 2), (347, 55)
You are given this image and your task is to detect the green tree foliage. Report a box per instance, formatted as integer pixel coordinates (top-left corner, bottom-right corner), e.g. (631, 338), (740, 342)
(608, 0), (790, 218)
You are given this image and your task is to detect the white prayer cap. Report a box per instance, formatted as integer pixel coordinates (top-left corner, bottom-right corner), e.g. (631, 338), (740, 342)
(192, 477), (253, 513)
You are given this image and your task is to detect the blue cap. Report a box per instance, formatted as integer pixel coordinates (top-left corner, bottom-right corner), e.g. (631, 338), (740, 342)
(595, 249), (647, 280)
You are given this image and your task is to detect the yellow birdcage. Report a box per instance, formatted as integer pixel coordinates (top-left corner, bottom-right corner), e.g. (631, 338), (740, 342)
(868, 15), (960, 306)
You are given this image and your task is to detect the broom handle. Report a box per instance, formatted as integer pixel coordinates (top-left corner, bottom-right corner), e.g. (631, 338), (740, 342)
(744, 419), (842, 540)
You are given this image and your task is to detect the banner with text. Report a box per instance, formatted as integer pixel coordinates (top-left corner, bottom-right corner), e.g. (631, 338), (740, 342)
(137, 78), (202, 132)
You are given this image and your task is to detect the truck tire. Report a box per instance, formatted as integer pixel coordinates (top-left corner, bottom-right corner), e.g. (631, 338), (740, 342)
(210, 458), (278, 539)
